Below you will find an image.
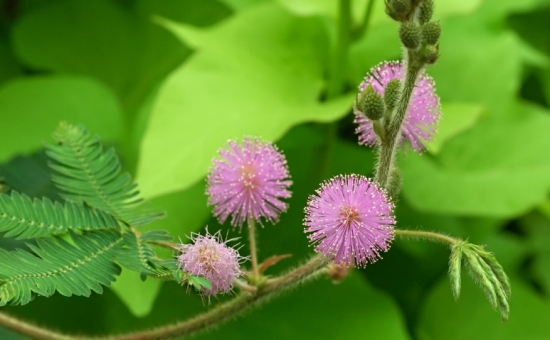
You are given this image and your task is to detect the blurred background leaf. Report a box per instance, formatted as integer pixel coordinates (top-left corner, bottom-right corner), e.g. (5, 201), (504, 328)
(0, 0), (549, 338)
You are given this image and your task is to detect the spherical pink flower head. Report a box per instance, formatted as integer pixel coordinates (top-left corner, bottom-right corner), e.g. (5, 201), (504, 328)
(207, 137), (292, 228)
(354, 61), (440, 152)
(304, 174), (395, 267)
(177, 230), (244, 295)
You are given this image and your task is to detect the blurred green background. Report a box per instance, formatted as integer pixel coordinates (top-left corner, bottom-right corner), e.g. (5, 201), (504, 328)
(0, 0), (550, 339)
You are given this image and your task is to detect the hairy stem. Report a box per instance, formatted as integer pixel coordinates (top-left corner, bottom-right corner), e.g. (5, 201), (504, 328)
(0, 256), (327, 340)
(247, 217), (259, 280)
(375, 50), (423, 189)
(394, 229), (459, 246)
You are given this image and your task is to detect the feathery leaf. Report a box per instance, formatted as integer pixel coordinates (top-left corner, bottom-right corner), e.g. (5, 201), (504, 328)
(0, 191), (119, 239)
(45, 122), (163, 226)
(114, 230), (177, 280)
(0, 230), (122, 306)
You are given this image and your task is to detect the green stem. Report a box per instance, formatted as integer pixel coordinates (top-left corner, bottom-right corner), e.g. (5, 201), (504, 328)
(327, 0), (352, 99)
(320, 0), (352, 181)
(0, 256), (327, 340)
(394, 229), (459, 246)
(356, 0), (375, 40)
(374, 50), (423, 189)
(248, 217), (259, 280)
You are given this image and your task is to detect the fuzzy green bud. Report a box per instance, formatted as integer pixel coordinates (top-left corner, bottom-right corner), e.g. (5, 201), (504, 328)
(462, 243), (511, 322)
(422, 21), (441, 45)
(418, 0), (434, 23)
(423, 44), (439, 64)
(385, 0), (412, 21)
(357, 85), (385, 121)
(449, 243), (464, 301)
(384, 79), (401, 112)
(399, 22), (421, 49)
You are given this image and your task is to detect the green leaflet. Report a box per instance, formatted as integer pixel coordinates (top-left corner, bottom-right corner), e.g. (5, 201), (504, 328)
(0, 230), (122, 306)
(114, 230), (178, 280)
(0, 191), (120, 239)
(45, 122), (163, 226)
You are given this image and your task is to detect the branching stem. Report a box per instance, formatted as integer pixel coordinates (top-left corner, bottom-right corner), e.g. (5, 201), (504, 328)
(375, 50), (424, 189)
(0, 256), (328, 340)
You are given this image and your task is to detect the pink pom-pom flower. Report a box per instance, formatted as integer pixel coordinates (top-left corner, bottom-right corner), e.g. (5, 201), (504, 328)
(354, 61), (440, 152)
(207, 137), (292, 228)
(304, 174), (395, 267)
(177, 230), (245, 296)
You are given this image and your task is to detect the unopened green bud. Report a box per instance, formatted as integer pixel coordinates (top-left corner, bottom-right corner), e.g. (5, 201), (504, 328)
(422, 21), (441, 45)
(418, 0), (434, 23)
(384, 79), (401, 112)
(357, 84), (385, 120)
(385, 0), (412, 21)
(399, 22), (421, 49)
(423, 44), (439, 64)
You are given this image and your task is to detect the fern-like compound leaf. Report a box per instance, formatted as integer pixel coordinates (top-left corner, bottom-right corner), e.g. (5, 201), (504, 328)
(0, 230), (123, 306)
(45, 122), (163, 226)
(0, 191), (120, 239)
(114, 230), (178, 280)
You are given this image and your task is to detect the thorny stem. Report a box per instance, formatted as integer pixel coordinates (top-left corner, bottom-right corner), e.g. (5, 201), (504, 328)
(375, 50), (424, 189)
(0, 256), (328, 340)
(394, 229), (459, 246)
(247, 217), (259, 280)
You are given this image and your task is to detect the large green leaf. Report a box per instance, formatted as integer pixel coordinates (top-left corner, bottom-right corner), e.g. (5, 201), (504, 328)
(0, 230), (122, 306)
(0, 75), (123, 163)
(427, 103), (486, 154)
(137, 3), (353, 198)
(0, 192), (119, 239)
(12, 0), (230, 113)
(418, 277), (549, 340)
(110, 270), (163, 318)
(46, 123), (162, 227)
(12, 0), (134, 96)
(196, 272), (411, 340)
(401, 103), (550, 217)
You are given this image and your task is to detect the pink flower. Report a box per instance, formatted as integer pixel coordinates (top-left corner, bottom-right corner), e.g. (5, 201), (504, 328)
(303, 174), (395, 267)
(354, 61), (440, 152)
(177, 230), (245, 295)
(207, 137), (292, 228)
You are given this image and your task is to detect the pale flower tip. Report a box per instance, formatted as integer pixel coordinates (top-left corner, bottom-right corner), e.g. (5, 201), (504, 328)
(177, 230), (245, 296)
(206, 136), (292, 228)
(303, 174), (396, 267)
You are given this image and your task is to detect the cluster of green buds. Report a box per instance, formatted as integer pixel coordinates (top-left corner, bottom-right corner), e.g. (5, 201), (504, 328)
(355, 78), (401, 144)
(386, 0), (441, 64)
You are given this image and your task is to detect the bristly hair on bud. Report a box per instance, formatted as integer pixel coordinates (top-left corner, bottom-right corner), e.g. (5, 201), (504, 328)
(177, 229), (247, 296)
(356, 84), (385, 121)
(399, 21), (421, 49)
(423, 44), (440, 65)
(206, 137), (292, 228)
(422, 21), (441, 45)
(385, 0), (412, 21)
(354, 61), (441, 152)
(384, 79), (401, 113)
(418, 0), (434, 23)
(303, 174), (395, 267)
